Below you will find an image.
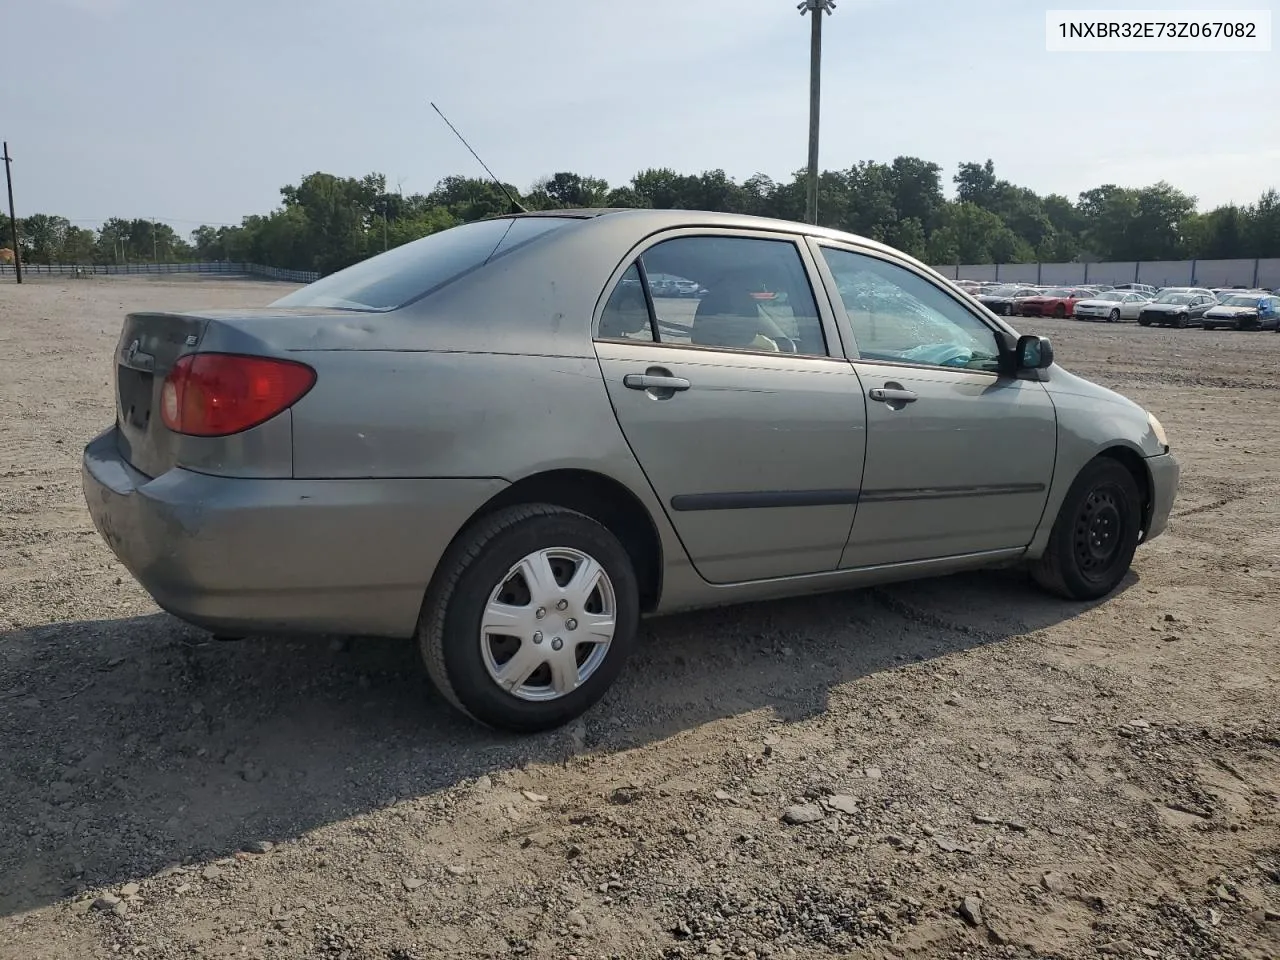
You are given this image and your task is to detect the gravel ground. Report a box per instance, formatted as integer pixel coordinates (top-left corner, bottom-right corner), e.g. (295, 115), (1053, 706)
(1, 276), (1277, 960)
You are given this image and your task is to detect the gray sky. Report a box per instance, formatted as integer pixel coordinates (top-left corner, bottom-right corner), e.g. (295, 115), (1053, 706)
(7, 0), (1279, 234)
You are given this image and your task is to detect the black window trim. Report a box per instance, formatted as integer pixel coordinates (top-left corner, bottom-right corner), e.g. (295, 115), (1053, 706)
(630, 258), (661, 342)
(806, 237), (1015, 377)
(590, 227), (845, 362)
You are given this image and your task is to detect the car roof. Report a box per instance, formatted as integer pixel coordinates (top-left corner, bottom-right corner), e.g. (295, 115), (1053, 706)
(505, 207), (912, 260)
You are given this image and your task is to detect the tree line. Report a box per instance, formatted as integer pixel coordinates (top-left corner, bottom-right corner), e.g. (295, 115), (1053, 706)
(5, 159), (1279, 275)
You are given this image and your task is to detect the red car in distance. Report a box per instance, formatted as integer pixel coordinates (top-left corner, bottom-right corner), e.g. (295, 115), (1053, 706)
(1015, 287), (1094, 318)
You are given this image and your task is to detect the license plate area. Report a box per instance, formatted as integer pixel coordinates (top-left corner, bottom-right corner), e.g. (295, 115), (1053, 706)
(117, 365), (155, 430)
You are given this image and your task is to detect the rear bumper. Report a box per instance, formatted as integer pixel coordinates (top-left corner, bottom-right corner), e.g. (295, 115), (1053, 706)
(1142, 452), (1179, 543)
(82, 427), (508, 638)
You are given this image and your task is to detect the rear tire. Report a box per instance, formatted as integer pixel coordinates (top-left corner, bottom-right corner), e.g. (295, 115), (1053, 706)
(1030, 457), (1142, 602)
(417, 504), (640, 732)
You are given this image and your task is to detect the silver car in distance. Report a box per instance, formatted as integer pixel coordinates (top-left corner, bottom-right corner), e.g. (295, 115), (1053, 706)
(82, 209), (1180, 732)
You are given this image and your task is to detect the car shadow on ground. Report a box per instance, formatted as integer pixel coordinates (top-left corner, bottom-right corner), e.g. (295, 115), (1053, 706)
(0, 567), (1136, 917)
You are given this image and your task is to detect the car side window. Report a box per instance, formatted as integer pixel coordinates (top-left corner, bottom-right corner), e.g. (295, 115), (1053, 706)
(597, 264), (657, 342)
(820, 246), (1002, 373)
(638, 236), (828, 357)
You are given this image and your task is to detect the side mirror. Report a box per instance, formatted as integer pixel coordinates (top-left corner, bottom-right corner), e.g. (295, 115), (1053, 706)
(1016, 334), (1054, 370)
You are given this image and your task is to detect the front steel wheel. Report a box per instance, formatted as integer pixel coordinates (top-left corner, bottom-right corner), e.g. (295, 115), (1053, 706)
(1031, 457), (1142, 601)
(418, 505), (639, 732)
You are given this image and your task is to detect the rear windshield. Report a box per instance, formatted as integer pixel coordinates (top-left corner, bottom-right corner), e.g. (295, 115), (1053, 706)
(272, 216), (575, 312)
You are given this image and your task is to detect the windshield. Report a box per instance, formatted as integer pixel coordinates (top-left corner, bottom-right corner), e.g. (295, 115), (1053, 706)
(1042, 288), (1071, 297)
(272, 216), (575, 311)
(985, 285), (1021, 296)
(1155, 293), (1194, 305)
(1223, 295), (1263, 307)
(1093, 291), (1124, 302)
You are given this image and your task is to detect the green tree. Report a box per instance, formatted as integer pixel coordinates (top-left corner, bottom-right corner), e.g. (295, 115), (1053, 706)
(603, 185), (650, 209)
(1243, 189), (1280, 257)
(19, 214), (70, 263)
(954, 160), (999, 208)
(889, 157), (944, 232)
(540, 172), (610, 208)
(887, 217), (928, 260)
(60, 226), (97, 262)
(427, 175), (523, 221)
(925, 225), (960, 265)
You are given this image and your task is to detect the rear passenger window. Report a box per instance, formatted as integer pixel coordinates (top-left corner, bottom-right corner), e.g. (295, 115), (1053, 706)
(598, 265), (656, 341)
(640, 236), (828, 357)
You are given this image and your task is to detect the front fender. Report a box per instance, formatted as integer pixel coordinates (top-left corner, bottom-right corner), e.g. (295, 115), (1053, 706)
(1026, 366), (1166, 558)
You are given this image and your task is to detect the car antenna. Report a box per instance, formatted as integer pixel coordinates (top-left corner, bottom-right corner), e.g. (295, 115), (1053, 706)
(430, 102), (528, 215)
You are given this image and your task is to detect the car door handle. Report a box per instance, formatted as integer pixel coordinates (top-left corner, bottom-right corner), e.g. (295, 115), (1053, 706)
(624, 374), (691, 392)
(869, 387), (918, 403)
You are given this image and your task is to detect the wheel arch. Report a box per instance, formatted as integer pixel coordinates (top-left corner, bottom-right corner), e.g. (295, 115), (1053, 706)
(1096, 445), (1155, 539)
(431, 468), (664, 615)
(1028, 439), (1155, 560)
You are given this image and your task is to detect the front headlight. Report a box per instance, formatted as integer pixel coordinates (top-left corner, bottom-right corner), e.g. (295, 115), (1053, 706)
(1148, 412), (1169, 449)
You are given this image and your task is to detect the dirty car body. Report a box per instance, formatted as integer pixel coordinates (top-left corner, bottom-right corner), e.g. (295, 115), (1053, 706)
(83, 209), (1180, 731)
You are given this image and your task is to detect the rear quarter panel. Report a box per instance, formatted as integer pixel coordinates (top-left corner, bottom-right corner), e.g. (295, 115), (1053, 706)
(288, 349), (696, 593)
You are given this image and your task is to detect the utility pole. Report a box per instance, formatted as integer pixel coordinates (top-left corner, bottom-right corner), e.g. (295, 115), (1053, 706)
(799, 0), (836, 226)
(3, 141), (22, 283)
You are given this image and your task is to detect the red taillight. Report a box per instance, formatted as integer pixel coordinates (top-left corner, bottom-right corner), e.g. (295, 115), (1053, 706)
(160, 353), (316, 437)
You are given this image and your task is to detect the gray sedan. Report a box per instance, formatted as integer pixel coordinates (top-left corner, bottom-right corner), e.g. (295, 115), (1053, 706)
(82, 210), (1180, 732)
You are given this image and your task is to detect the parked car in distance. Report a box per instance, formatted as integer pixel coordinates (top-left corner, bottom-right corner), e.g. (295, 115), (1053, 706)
(1138, 291), (1218, 327)
(1016, 287), (1093, 318)
(1200, 293), (1280, 331)
(1072, 290), (1152, 323)
(81, 209), (1180, 732)
(1113, 283), (1158, 297)
(977, 284), (1040, 316)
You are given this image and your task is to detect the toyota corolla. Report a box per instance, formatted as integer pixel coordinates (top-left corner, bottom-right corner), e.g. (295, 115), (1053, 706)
(83, 209), (1180, 732)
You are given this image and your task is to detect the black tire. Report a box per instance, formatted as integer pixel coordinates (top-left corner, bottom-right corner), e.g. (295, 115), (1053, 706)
(1003, 304), (1013, 316)
(1202, 323), (1215, 331)
(1054, 304), (1066, 319)
(1108, 309), (1120, 323)
(417, 504), (640, 732)
(1176, 314), (1189, 328)
(1030, 457), (1142, 602)
(1138, 318), (1151, 327)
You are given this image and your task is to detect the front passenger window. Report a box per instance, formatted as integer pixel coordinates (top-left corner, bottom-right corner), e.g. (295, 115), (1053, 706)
(820, 247), (1002, 372)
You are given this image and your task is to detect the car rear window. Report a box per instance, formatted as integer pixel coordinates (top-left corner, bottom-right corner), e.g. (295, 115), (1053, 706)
(272, 216), (576, 312)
